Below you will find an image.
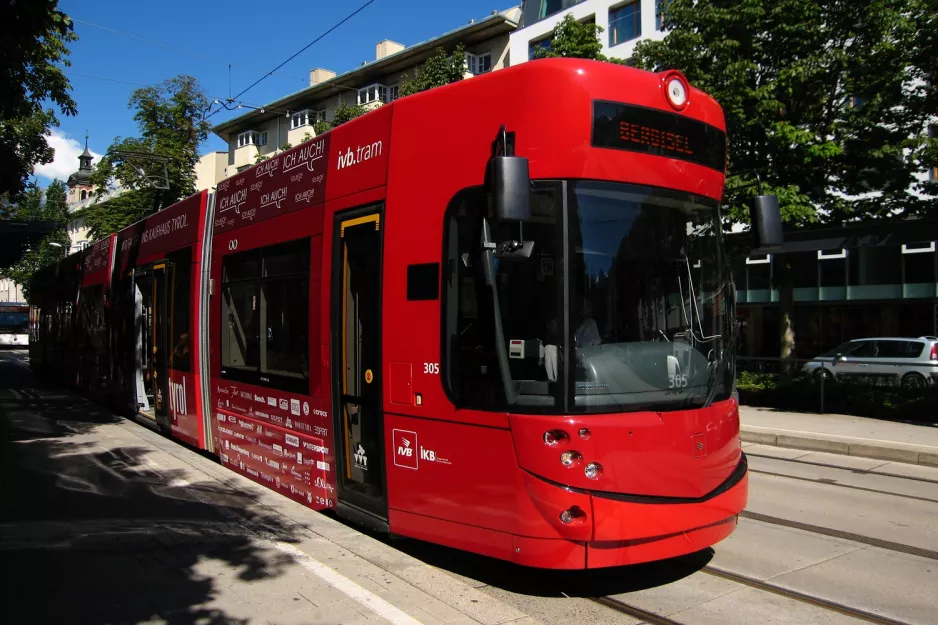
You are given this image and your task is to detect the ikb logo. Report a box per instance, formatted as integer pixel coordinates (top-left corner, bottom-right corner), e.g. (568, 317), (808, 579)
(392, 429), (419, 470)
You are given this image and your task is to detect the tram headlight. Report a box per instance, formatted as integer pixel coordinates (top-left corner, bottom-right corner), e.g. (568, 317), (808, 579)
(559, 505), (585, 524)
(543, 429), (568, 446)
(560, 450), (581, 467)
(663, 72), (690, 110)
(578, 428), (591, 439)
(584, 462), (603, 479)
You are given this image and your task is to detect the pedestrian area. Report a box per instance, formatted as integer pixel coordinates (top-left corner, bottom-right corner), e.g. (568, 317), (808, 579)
(0, 353), (537, 625)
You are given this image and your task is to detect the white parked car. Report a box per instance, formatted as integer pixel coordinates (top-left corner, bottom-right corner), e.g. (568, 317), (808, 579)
(801, 337), (938, 389)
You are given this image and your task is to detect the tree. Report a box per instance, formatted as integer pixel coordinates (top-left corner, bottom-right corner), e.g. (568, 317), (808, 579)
(398, 44), (467, 97)
(331, 103), (368, 127)
(3, 180), (70, 298)
(86, 75), (211, 239)
(629, 0), (938, 226)
(532, 13), (627, 64)
(628, 0), (938, 369)
(0, 0), (78, 199)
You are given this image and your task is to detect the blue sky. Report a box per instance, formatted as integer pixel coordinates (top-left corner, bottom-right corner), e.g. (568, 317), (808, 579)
(36, 0), (517, 185)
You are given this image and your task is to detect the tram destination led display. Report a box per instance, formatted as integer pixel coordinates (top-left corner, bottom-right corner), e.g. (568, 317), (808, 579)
(591, 100), (726, 172)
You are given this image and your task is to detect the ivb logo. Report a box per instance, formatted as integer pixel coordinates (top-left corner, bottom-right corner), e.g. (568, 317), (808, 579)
(392, 429), (419, 470)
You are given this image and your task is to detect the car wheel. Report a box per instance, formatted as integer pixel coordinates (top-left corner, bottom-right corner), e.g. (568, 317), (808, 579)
(901, 373), (927, 389)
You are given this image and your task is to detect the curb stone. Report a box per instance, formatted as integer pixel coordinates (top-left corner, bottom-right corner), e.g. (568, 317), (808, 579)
(741, 425), (938, 468)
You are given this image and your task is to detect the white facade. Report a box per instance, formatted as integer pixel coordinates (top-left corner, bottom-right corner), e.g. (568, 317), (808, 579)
(509, 0), (666, 66)
(0, 278), (25, 303)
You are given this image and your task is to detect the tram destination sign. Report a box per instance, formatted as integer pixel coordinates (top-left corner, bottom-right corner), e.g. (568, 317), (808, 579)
(214, 134), (331, 234)
(591, 100), (726, 173)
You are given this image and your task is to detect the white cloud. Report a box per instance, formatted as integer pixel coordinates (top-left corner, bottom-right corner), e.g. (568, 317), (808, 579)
(33, 129), (103, 182)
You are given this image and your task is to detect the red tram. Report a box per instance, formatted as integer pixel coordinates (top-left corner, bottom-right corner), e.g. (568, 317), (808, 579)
(29, 59), (782, 569)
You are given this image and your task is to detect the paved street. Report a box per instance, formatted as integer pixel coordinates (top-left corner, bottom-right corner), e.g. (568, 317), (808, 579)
(1, 348), (937, 625)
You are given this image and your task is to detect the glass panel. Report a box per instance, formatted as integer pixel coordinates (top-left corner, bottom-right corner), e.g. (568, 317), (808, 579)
(262, 278), (309, 379)
(904, 251), (936, 283)
(222, 282), (260, 373)
(445, 185), (564, 412)
(221, 238), (310, 393)
(569, 181), (728, 412)
(264, 238), (309, 277)
(609, 2), (641, 47)
(168, 248), (192, 372)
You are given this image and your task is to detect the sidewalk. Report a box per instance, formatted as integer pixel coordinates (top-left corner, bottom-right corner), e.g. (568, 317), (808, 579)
(0, 358), (539, 625)
(739, 405), (938, 467)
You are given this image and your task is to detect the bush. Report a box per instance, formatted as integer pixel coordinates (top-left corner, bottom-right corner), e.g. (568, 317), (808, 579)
(736, 371), (938, 423)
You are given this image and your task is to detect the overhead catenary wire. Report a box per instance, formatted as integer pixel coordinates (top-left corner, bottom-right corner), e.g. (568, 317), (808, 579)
(228, 0), (379, 102)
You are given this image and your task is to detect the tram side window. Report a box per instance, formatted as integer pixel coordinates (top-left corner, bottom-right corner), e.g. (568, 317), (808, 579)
(221, 238), (310, 393)
(168, 246), (192, 372)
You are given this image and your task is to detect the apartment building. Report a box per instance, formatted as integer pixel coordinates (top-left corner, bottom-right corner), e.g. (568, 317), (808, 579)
(211, 7), (521, 174)
(509, 0), (666, 65)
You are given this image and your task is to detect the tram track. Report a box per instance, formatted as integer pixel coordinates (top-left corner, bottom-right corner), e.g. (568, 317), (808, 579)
(739, 509), (938, 561)
(746, 451), (938, 487)
(748, 467), (938, 504)
(591, 561), (915, 625)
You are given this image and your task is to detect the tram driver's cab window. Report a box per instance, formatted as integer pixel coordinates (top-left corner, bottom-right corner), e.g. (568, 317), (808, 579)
(221, 238), (310, 394)
(444, 184), (564, 412)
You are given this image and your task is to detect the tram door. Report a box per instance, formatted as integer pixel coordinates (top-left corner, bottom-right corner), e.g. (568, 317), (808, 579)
(332, 207), (387, 525)
(133, 264), (170, 428)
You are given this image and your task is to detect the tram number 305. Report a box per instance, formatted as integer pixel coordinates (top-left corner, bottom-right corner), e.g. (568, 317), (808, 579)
(669, 374), (689, 388)
(423, 362), (439, 374)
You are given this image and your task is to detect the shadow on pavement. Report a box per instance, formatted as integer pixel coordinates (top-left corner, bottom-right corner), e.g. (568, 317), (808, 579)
(0, 355), (303, 625)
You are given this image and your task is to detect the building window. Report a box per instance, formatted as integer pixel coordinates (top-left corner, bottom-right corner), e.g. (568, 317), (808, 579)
(357, 84), (388, 105)
(291, 110), (311, 129)
(466, 52), (493, 75)
(609, 1), (642, 47)
(538, 0), (584, 20)
(388, 84), (400, 101)
(529, 38), (552, 60)
(314, 109), (327, 122)
(221, 238), (310, 394)
(656, 0), (670, 30)
(236, 131), (267, 148)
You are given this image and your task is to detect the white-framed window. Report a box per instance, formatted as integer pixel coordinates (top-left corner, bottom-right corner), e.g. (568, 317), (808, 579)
(236, 130), (268, 148)
(357, 84), (388, 105)
(902, 242), (936, 254)
(818, 248), (848, 259)
(388, 84), (399, 101)
(313, 109), (327, 122)
(466, 52), (492, 75)
(745, 253), (772, 265)
(291, 110), (311, 129)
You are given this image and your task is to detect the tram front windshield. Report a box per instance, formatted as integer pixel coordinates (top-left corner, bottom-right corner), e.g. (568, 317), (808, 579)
(454, 180), (734, 414)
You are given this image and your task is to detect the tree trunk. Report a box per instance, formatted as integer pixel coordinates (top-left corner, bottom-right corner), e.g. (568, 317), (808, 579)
(777, 259), (795, 380)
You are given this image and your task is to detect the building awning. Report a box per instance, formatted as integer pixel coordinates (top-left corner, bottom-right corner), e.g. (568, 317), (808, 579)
(0, 220), (60, 269)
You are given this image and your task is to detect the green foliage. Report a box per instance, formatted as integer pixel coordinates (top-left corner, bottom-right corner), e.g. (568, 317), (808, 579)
(736, 370), (938, 422)
(3, 180), (70, 298)
(0, 0), (78, 199)
(86, 75), (211, 239)
(533, 13), (628, 64)
(399, 44), (467, 97)
(628, 0), (938, 227)
(302, 131), (313, 142)
(312, 120), (331, 136)
(331, 103), (367, 127)
(279, 142), (292, 151)
(255, 152), (269, 164)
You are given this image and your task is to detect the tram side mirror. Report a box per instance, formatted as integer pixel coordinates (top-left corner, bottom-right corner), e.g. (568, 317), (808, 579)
(750, 194), (783, 250)
(491, 156), (531, 223)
